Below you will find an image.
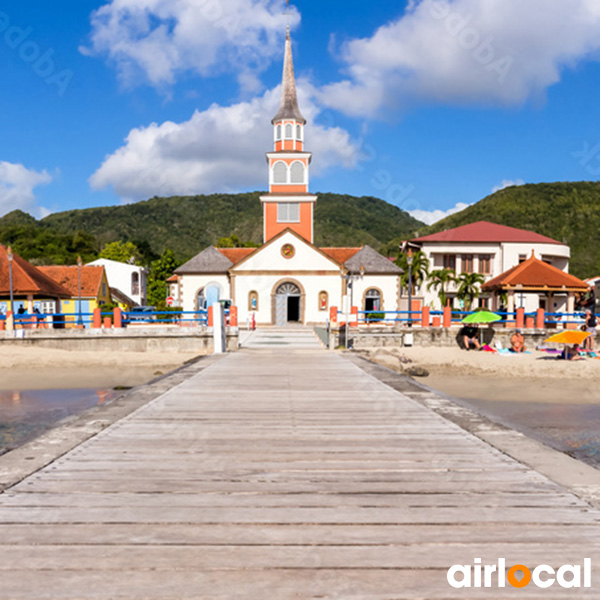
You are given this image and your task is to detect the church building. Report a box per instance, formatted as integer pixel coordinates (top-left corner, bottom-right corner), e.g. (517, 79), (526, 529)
(174, 28), (402, 326)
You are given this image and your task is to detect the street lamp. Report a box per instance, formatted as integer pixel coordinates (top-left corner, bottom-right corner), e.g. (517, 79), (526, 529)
(344, 264), (365, 349)
(407, 249), (414, 327)
(7, 246), (14, 314)
(77, 255), (83, 326)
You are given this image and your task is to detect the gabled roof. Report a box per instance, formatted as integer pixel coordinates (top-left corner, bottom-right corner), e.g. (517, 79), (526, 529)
(345, 245), (403, 274)
(320, 248), (361, 265)
(482, 254), (589, 291)
(176, 246), (234, 274)
(166, 274), (178, 283)
(38, 265), (106, 298)
(217, 248), (256, 264)
(413, 221), (564, 245)
(0, 245), (72, 298)
(272, 27), (306, 125)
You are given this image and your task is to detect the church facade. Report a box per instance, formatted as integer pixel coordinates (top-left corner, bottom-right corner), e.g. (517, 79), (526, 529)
(174, 29), (402, 326)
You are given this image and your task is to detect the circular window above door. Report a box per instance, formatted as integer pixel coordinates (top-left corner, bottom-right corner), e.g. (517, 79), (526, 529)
(281, 243), (295, 259)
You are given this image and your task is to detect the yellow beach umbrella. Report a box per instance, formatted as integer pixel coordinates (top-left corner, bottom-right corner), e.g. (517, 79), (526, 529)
(544, 330), (591, 345)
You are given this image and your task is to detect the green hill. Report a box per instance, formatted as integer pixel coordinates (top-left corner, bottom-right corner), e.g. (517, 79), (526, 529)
(0, 192), (424, 265)
(423, 182), (600, 279)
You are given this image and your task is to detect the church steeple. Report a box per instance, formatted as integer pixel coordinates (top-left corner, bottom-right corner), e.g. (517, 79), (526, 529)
(260, 26), (317, 244)
(272, 27), (306, 125)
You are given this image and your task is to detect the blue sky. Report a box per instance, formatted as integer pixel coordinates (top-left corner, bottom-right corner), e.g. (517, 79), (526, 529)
(1, 0), (600, 225)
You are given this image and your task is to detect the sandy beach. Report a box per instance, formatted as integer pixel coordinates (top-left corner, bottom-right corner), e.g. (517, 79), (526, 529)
(0, 345), (200, 390)
(363, 346), (600, 405)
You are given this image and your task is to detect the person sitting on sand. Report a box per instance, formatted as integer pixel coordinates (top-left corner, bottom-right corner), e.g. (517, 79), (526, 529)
(461, 325), (481, 351)
(510, 329), (526, 353)
(562, 344), (585, 361)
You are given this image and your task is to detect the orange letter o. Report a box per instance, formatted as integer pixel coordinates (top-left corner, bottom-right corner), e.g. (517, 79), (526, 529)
(508, 565), (531, 588)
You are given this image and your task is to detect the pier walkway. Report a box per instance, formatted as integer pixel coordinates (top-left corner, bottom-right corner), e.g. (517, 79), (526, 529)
(0, 343), (599, 598)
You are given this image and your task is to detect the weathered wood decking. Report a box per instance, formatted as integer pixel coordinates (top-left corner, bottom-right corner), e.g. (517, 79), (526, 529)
(0, 333), (599, 598)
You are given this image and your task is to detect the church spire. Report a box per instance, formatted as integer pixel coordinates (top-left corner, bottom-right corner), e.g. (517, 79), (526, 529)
(272, 27), (306, 125)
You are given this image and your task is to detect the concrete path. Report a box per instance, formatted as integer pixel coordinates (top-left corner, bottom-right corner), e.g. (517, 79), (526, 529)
(0, 348), (599, 598)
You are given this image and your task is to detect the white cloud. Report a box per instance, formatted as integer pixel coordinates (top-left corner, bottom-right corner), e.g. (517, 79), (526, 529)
(90, 82), (362, 200)
(410, 201), (471, 225)
(491, 179), (524, 193)
(83, 0), (299, 90)
(0, 162), (52, 218)
(319, 0), (600, 117)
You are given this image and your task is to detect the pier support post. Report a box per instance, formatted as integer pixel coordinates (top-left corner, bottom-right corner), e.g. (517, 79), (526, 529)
(536, 308), (545, 329)
(113, 307), (122, 328)
(330, 306), (338, 327)
(516, 307), (525, 329)
(93, 308), (102, 329)
(207, 306), (214, 328)
(229, 306), (238, 328)
(351, 306), (358, 327)
(443, 306), (451, 328)
(421, 306), (430, 328)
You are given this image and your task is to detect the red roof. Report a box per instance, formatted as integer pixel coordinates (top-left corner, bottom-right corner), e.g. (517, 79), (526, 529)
(166, 274), (178, 283)
(38, 266), (107, 298)
(217, 248), (256, 264)
(413, 221), (564, 245)
(482, 254), (589, 291)
(320, 248), (361, 264)
(0, 245), (71, 298)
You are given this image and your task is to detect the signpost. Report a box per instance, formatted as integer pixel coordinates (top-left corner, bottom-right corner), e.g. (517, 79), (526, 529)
(166, 297), (174, 306)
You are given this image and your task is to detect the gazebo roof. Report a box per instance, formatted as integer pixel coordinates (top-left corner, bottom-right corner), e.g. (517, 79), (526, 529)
(0, 245), (71, 299)
(482, 253), (590, 292)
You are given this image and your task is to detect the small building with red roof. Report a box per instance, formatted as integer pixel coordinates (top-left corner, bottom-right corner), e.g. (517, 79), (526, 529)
(411, 221), (571, 309)
(0, 244), (71, 316)
(482, 253), (589, 314)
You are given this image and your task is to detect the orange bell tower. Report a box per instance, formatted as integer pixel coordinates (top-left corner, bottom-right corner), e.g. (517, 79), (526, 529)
(260, 27), (317, 243)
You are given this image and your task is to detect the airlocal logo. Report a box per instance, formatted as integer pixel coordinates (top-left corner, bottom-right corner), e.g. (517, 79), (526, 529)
(447, 558), (592, 589)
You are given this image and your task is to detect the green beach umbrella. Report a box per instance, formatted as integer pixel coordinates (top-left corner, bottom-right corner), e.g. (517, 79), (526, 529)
(461, 310), (502, 324)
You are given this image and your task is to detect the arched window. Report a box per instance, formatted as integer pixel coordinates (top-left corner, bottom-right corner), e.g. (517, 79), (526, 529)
(276, 124), (282, 140)
(273, 161), (287, 184)
(248, 291), (259, 311)
(131, 272), (140, 296)
(319, 291), (328, 311)
(290, 161), (305, 184)
(285, 124), (293, 139)
(365, 288), (382, 312)
(296, 125), (302, 140)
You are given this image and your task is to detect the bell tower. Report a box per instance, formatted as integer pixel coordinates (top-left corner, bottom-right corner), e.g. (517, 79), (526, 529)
(260, 27), (317, 243)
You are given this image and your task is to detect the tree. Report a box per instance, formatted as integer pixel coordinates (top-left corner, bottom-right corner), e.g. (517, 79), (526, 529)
(146, 249), (181, 309)
(395, 250), (429, 294)
(217, 234), (260, 248)
(455, 272), (486, 311)
(427, 268), (456, 308)
(99, 241), (141, 264)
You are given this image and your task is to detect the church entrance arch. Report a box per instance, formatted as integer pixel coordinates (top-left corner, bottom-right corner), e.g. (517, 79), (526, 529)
(273, 280), (304, 325)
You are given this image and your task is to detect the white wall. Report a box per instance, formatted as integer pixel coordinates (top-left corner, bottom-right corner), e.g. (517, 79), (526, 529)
(87, 259), (147, 306)
(179, 275), (231, 312)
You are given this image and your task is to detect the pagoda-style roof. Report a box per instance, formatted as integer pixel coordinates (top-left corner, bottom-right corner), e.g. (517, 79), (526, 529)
(272, 27), (306, 125)
(0, 245), (71, 298)
(482, 254), (589, 292)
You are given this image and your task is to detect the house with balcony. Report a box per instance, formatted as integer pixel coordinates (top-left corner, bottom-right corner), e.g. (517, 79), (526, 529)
(87, 258), (147, 307)
(411, 221), (571, 310)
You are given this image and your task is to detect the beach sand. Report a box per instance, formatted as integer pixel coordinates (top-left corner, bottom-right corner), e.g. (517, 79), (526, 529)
(363, 346), (600, 405)
(0, 345), (200, 390)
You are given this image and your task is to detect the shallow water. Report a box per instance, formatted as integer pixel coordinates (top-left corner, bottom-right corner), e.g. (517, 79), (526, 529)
(455, 397), (600, 468)
(0, 388), (117, 454)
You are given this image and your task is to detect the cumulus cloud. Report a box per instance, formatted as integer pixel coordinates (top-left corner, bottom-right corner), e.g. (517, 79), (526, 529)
(319, 0), (600, 117)
(83, 0), (299, 90)
(410, 202), (472, 226)
(90, 82), (362, 201)
(491, 179), (525, 193)
(0, 162), (52, 218)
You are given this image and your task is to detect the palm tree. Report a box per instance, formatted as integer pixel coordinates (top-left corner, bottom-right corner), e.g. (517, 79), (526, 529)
(456, 272), (486, 311)
(395, 250), (430, 295)
(427, 268), (456, 308)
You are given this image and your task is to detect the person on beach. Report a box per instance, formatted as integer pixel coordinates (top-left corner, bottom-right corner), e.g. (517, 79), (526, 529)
(584, 310), (597, 351)
(461, 325), (481, 351)
(562, 344), (584, 361)
(510, 329), (526, 353)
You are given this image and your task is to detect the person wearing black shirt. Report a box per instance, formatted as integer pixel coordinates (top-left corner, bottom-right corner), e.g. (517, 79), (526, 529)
(584, 309), (597, 352)
(461, 325), (481, 350)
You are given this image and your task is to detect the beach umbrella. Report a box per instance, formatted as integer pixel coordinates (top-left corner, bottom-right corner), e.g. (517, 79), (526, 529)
(544, 330), (590, 345)
(461, 310), (502, 324)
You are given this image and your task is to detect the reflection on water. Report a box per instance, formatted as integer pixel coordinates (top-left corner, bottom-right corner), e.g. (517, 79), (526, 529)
(460, 398), (600, 468)
(0, 389), (116, 454)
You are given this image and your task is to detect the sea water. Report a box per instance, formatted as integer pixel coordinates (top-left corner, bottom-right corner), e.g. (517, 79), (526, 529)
(0, 388), (117, 454)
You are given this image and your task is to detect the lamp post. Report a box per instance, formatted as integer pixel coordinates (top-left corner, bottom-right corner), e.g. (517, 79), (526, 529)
(7, 246), (14, 314)
(407, 249), (414, 327)
(344, 265), (365, 349)
(77, 256), (83, 326)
